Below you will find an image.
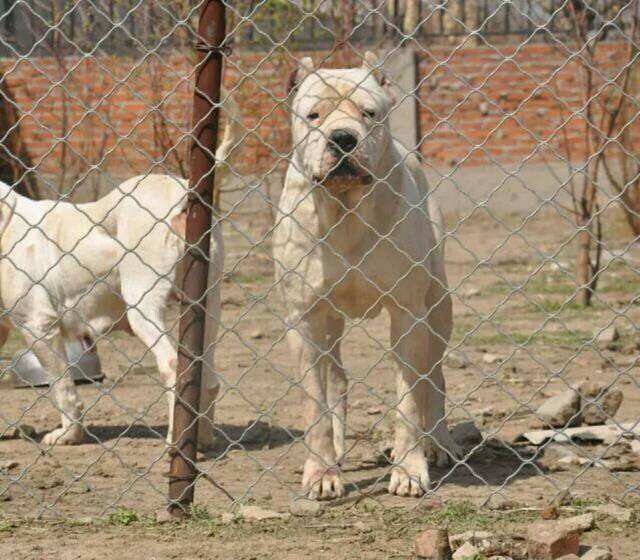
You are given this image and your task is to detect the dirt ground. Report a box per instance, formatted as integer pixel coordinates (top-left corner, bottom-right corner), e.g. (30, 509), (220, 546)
(0, 190), (638, 559)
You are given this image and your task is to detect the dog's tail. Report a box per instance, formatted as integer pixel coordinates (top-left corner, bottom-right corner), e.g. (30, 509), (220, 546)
(215, 88), (243, 177)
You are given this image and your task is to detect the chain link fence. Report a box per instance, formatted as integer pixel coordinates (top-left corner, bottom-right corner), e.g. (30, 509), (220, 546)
(0, 0), (638, 553)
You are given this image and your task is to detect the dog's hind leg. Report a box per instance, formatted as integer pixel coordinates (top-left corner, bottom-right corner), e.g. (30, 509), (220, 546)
(22, 327), (84, 445)
(121, 274), (178, 445)
(325, 314), (347, 463)
(421, 280), (464, 467)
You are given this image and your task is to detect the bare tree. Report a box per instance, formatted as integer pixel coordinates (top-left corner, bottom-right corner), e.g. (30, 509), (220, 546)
(599, 2), (640, 237)
(545, 1), (637, 306)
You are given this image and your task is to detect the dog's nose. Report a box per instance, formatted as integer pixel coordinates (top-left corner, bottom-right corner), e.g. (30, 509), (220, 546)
(329, 130), (358, 154)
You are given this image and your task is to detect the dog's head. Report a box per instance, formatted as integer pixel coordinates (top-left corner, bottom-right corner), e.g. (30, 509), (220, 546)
(287, 52), (394, 193)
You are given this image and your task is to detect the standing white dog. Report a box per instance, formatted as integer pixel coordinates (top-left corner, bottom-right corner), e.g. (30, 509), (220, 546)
(0, 174), (224, 448)
(273, 53), (462, 499)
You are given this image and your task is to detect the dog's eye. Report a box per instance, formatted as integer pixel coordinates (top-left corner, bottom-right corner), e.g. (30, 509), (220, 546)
(306, 112), (320, 121)
(363, 109), (376, 119)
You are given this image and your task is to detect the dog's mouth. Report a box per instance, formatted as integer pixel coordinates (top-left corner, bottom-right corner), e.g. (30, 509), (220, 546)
(314, 158), (372, 192)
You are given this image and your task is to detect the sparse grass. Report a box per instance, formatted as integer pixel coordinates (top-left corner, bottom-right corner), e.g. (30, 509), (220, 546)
(0, 519), (12, 533)
(457, 328), (591, 350)
(107, 507), (139, 526)
(419, 500), (492, 532)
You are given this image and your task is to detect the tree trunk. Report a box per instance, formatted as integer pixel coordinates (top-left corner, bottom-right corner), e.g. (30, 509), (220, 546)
(0, 76), (40, 199)
(402, 0), (420, 36)
(576, 221), (593, 307)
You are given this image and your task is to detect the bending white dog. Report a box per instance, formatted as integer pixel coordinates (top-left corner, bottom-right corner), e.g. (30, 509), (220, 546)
(273, 53), (462, 499)
(0, 174), (224, 447)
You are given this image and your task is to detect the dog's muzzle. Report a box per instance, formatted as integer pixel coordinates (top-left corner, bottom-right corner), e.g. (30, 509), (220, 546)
(315, 129), (372, 188)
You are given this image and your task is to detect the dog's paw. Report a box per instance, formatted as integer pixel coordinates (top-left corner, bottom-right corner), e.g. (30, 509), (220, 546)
(42, 425), (83, 446)
(302, 460), (344, 501)
(388, 450), (429, 497)
(425, 426), (464, 468)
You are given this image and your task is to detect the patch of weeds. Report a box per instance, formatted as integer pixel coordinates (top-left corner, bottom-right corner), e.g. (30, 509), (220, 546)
(108, 507), (139, 526)
(189, 504), (213, 522)
(420, 501), (491, 532)
(569, 497), (601, 511)
(0, 519), (13, 533)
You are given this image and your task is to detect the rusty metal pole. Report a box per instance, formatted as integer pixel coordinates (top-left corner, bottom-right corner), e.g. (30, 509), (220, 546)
(168, 0), (226, 518)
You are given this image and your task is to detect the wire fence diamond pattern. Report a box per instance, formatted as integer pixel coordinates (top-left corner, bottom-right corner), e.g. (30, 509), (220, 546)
(0, 0), (638, 531)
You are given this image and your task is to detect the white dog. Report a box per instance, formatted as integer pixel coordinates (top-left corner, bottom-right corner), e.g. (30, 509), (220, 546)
(0, 173), (224, 447)
(273, 53), (462, 499)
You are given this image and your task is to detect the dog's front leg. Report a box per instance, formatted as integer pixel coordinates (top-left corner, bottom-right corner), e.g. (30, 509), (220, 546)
(388, 307), (430, 497)
(23, 329), (84, 445)
(288, 320), (345, 500)
(325, 314), (347, 463)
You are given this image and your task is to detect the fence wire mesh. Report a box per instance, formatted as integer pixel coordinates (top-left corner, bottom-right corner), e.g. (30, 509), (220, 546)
(0, 0), (638, 538)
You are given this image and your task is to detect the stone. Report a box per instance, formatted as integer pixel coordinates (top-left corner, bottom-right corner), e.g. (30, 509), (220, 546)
(482, 353), (501, 364)
(0, 460), (18, 471)
(289, 498), (323, 517)
(249, 329), (264, 340)
(540, 505), (559, 520)
(555, 556), (580, 560)
(366, 406), (382, 415)
(533, 390), (581, 428)
(239, 505), (290, 521)
(557, 513), (594, 533)
(578, 382), (623, 425)
(556, 455), (590, 469)
(526, 523), (580, 559)
(414, 528), (452, 559)
(592, 502), (633, 523)
(449, 531), (495, 548)
(449, 530), (494, 550)
(154, 508), (178, 524)
(451, 421), (482, 447)
(446, 350), (469, 369)
(220, 512), (236, 524)
(581, 546), (613, 560)
(602, 457), (638, 472)
(594, 326), (619, 344)
(453, 542), (480, 560)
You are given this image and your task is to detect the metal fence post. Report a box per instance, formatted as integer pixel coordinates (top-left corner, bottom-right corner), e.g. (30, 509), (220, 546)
(167, 0), (226, 518)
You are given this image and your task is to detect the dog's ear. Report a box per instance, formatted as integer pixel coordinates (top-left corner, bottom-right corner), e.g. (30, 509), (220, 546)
(361, 51), (388, 86)
(286, 56), (314, 97)
(361, 51), (395, 104)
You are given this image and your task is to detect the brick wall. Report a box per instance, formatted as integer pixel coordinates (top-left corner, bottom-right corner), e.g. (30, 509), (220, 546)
(1, 42), (634, 191)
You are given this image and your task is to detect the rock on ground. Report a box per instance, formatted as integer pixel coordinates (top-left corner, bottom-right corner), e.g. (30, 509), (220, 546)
(533, 390), (581, 428)
(239, 505), (290, 521)
(414, 528), (452, 559)
(451, 421), (483, 447)
(578, 382), (623, 425)
(556, 513), (594, 533)
(289, 498), (323, 517)
(449, 530), (494, 550)
(526, 522), (580, 560)
(452, 542), (480, 560)
(591, 502), (633, 523)
(581, 546), (613, 560)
